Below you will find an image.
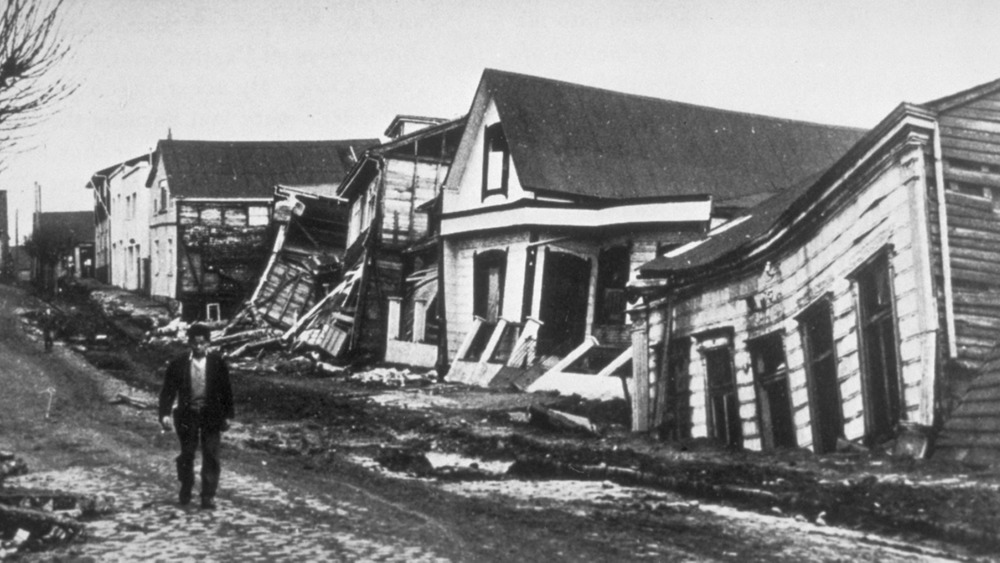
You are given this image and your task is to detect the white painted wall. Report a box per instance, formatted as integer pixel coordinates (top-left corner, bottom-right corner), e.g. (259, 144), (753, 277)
(663, 141), (937, 452)
(443, 100), (529, 215)
(148, 161), (178, 299)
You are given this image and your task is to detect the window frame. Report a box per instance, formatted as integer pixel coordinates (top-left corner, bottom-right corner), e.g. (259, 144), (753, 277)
(481, 122), (510, 200)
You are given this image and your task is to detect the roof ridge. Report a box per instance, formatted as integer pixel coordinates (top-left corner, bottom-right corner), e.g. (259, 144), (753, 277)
(158, 138), (377, 146)
(482, 68), (866, 132)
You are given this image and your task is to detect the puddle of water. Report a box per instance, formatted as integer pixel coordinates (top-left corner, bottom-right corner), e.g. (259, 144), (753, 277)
(423, 452), (511, 475)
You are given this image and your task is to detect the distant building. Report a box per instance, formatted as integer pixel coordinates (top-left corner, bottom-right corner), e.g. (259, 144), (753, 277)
(32, 210), (95, 289)
(87, 153), (154, 288)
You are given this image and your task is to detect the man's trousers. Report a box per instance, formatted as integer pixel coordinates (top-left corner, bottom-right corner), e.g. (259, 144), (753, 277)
(173, 408), (222, 501)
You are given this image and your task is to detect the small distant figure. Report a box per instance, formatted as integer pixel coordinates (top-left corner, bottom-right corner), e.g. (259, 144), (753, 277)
(42, 307), (54, 352)
(158, 323), (234, 510)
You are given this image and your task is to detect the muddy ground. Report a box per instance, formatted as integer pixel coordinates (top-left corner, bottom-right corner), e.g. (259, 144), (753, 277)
(7, 279), (1000, 560)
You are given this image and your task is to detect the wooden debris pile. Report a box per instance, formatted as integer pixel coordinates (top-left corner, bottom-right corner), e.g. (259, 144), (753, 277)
(0, 451), (113, 556)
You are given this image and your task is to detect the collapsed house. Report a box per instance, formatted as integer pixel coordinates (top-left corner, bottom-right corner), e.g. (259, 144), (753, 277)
(320, 116), (465, 365)
(627, 77), (1000, 461)
(437, 69), (867, 399)
(145, 138), (376, 321)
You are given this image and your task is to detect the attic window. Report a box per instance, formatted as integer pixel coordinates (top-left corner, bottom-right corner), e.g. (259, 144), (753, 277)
(159, 179), (169, 214)
(482, 122), (509, 199)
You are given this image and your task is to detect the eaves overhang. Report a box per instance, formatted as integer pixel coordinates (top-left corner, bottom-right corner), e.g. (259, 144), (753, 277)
(441, 198), (711, 237)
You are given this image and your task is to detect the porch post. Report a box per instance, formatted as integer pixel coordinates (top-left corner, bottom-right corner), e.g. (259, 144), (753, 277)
(387, 296), (402, 340)
(630, 311), (650, 432)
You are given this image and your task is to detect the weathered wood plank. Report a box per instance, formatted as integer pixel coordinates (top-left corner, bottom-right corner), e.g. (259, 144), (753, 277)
(945, 189), (996, 211)
(943, 416), (1000, 433)
(947, 107), (1000, 124)
(966, 97), (1000, 112)
(945, 164), (1000, 189)
(943, 147), (1000, 168)
(941, 125), (1000, 145)
(941, 116), (1000, 136)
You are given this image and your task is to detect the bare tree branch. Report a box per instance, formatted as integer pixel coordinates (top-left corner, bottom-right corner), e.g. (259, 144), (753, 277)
(0, 0), (74, 157)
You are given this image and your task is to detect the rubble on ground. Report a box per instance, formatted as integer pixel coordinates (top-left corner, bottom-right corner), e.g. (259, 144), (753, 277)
(350, 367), (436, 387)
(0, 452), (114, 556)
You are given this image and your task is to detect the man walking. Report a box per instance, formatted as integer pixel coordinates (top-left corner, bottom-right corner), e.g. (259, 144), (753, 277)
(158, 323), (234, 509)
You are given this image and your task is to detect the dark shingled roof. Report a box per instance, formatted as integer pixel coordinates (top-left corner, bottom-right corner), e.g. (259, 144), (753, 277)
(38, 211), (95, 244)
(484, 69), (867, 201)
(152, 139), (379, 199)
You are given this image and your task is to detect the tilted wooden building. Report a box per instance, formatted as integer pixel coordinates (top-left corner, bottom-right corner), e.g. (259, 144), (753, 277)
(628, 77), (1000, 462)
(437, 69), (866, 397)
(332, 116), (465, 365)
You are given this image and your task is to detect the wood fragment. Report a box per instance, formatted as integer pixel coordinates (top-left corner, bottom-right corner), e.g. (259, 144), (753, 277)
(528, 404), (598, 435)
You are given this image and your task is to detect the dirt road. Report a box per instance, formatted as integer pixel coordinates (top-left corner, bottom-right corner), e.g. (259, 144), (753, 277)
(0, 284), (981, 561)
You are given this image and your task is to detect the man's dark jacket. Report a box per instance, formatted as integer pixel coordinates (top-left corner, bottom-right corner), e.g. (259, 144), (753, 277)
(158, 353), (234, 429)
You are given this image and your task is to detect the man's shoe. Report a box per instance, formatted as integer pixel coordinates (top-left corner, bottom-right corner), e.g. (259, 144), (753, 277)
(179, 488), (192, 506)
(200, 498), (216, 510)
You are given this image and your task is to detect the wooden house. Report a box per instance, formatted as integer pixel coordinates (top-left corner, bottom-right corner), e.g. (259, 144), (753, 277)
(146, 138), (375, 321)
(87, 153), (153, 289)
(628, 77), (1000, 462)
(323, 116), (464, 365)
(438, 69), (866, 396)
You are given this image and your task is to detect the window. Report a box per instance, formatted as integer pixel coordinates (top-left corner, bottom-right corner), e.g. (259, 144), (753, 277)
(748, 333), (796, 450)
(159, 179), (168, 213)
(704, 345), (742, 447)
(596, 246), (630, 325)
(482, 122), (510, 199)
(248, 206), (269, 226)
(854, 253), (902, 445)
(473, 249), (507, 324)
(798, 300), (843, 453)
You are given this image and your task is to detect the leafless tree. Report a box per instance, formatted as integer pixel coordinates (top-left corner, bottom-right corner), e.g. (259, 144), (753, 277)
(0, 0), (73, 156)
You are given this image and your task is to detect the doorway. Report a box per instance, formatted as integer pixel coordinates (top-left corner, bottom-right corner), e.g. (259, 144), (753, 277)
(748, 333), (797, 450)
(799, 301), (843, 453)
(537, 249), (590, 355)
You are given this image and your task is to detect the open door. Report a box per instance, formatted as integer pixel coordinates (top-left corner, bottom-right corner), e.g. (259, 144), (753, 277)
(799, 300), (843, 454)
(537, 249), (590, 355)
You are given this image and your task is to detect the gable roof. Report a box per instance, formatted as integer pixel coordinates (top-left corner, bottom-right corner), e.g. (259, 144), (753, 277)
(477, 69), (867, 202)
(87, 153), (152, 190)
(38, 211), (95, 244)
(150, 139), (379, 199)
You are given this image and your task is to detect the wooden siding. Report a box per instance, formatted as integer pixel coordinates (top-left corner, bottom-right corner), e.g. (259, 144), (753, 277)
(933, 90), (1000, 465)
(379, 159), (446, 248)
(936, 90), (1000, 374)
(664, 142), (936, 452)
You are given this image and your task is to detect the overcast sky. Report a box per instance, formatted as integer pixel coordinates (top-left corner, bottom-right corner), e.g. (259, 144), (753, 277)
(6, 0), (1000, 242)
